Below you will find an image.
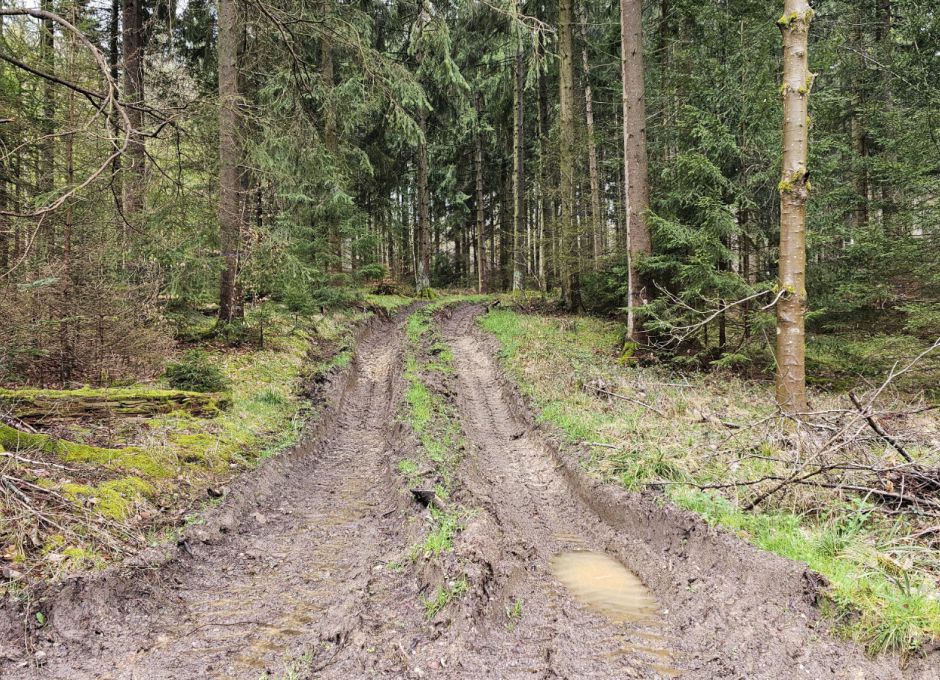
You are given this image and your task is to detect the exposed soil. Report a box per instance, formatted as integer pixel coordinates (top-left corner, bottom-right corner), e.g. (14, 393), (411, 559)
(0, 304), (933, 679)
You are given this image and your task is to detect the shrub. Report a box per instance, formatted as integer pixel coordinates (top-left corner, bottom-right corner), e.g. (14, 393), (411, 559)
(355, 263), (388, 283)
(165, 350), (229, 392)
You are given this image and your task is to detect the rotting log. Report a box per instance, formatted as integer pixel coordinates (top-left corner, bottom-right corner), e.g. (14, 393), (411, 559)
(0, 387), (230, 424)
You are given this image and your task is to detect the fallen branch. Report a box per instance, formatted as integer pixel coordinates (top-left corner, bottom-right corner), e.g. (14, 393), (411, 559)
(849, 391), (913, 463)
(587, 385), (667, 417)
(0, 388), (230, 424)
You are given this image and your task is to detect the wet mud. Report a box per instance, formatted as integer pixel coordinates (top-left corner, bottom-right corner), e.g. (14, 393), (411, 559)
(0, 304), (933, 679)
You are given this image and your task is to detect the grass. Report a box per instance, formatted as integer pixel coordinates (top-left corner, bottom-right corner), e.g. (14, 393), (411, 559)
(479, 307), (940, 656)
(506, 597), (523, 630)
(0, 295), (409, 587)
(422, 575), (469, 619)
(397, 298), (492, 617)
(411, 507), (463, 560)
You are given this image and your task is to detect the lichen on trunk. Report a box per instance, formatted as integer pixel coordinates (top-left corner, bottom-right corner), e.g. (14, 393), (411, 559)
(775, 0), (814, 413)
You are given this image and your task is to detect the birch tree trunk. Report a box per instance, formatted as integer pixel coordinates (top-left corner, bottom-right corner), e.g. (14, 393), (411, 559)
(217, 0), (241, 322)
(775, 0), (814, 412)
(620, 0), (651, 342)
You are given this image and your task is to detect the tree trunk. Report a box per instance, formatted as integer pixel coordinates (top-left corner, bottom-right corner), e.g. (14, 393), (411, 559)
(322, 34), (343, 271)
(558, 0), (579, 310)
(500, 146), (511, 291)
(217, 0), (241, 322)
(122, 0), (146, 227)
(620, 0), (651, 341)
(849, 14), (868, 233)
(511, 10), (525, 292)
(39, 0), (55, 255)
(536, 29), (549, 293)
(475, 95), (487, 293)
(416, 108), (431, 292)
(579, 4), (603, 267)
(775, 0), (814, 413)
(109, 0), (123, 226)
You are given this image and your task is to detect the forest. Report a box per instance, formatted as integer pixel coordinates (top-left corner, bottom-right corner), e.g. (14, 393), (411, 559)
(0, 0), (939, 677)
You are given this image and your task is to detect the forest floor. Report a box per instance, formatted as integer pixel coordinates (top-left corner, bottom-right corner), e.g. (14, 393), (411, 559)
(0, 300), (936, 679)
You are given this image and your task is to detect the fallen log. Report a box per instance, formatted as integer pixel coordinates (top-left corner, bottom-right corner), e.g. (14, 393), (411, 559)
(0, 387), (230, 425)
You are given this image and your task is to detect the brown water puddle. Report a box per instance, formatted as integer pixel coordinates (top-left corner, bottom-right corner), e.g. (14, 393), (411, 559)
(550, 551), (658, 624)
(551, 551), (683, 678)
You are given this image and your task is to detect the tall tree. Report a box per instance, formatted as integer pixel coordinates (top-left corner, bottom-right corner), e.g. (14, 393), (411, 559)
(39, 0), (55, 252)
(217, 0), (241, 321)
(579, 2), (603, 267)
(620, 0), (651, 341)
(776, 0), (814, 412)
(474, 91), (486, 293)
(122, 0), (145, 225)
(416, 106), (431, 292)
(558, 0), (579, 310)
(511, 0), (525, 292)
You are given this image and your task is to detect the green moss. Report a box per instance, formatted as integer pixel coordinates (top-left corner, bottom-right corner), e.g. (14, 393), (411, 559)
(61, 476), (153, 520)
(363, 293), (413, 312)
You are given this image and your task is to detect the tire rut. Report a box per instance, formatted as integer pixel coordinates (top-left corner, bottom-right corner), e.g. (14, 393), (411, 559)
(5, 317), (417, 680)
(1, 304), (926, 680)
(436, 303), (911, 680)
(439, 305), (677, 679)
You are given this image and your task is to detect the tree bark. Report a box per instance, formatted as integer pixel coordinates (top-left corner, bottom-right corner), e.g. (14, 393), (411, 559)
(217, 0), (241, 322)
(322, 34), (343, 271)
(511, 6), (525, 292)
(579, 4), (603, 267)
(475, 94), (487, 293)
(122, 0), (145, 226)
(108, 0), (123, 224)
(415, 108), (431, 292)
(536, 28), (549, 293)
(620, 0), (651, 341)
(39, 0), (55, 255)
(775, 0), (814, 413)
(558, 0), (579, 310)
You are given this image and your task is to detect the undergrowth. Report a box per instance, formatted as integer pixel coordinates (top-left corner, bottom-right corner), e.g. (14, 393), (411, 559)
(479, 307), (940, 657)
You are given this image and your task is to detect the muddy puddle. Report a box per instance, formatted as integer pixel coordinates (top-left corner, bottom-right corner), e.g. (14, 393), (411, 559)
(551, 551), (683, 677)
(550, 551), (659, 624)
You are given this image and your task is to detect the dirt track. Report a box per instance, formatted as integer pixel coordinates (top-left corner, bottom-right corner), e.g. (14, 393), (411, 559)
(0, 305), (931, 679)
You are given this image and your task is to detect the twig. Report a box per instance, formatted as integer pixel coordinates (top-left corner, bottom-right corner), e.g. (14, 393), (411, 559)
(588, 385), (667, 417)
(849, 391), (913, 463)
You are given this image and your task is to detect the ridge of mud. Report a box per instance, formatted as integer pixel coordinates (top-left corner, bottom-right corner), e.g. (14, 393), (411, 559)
(442, 303), (931, 680)
(0, 306), (417, 674)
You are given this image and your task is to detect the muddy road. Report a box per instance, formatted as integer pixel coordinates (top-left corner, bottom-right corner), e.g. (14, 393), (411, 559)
(0, 305), (928, 679)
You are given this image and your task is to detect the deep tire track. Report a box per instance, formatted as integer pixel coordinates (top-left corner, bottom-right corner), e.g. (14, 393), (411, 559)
(2, 317), (418, 680)
(1, 304), (930, 679)
(436, 304), (914, 680)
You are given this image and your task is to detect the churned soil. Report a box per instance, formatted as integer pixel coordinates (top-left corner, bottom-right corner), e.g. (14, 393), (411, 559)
(0, 304), (932, 679)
